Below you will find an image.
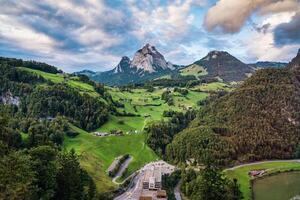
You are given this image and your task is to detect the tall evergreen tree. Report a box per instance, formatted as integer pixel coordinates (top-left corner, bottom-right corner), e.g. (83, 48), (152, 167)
(54, 149), (84, 200)
(29, 146), (58, 200)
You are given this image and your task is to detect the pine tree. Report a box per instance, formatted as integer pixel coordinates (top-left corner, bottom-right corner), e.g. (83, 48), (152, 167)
(54, 149), (84, 200)
(29, 146), (58, 200)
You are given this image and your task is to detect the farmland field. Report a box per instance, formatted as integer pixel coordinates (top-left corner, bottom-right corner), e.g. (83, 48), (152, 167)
(192, 82), (231, 92)
(106, 87), (208, 131)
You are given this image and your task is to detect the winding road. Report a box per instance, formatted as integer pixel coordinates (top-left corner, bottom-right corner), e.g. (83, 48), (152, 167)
(225, 159), (300, 171)
(174, 180), (182, 200)
(112, 156), (133, 184)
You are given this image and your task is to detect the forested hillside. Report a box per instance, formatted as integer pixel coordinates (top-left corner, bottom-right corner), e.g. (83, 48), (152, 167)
(0, 57), (112, 131)
(0, 57), (117, 199)
(167, 50), (300, 166)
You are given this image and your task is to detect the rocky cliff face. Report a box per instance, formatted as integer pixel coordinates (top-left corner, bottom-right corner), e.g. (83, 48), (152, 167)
(111, 43), (174, 75)
(0, 91), (20, 106)
(130, 43), (174, 73)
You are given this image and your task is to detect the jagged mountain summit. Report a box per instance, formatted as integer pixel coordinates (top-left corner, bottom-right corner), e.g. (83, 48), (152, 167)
(131, 43), (174, 73)
(189, 50), (254, 82)
(87, 44), (176, 85)
(113, 44), (174, 74)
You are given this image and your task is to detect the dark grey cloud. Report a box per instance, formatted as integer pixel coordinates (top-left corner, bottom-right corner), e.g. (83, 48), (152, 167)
(274, 11), (300, 46)
(250, 20), (271, 34)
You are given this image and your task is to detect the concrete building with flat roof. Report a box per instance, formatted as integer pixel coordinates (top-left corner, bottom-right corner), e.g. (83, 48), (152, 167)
(142, 167), (162, 190)
(114, 160), (175, 200)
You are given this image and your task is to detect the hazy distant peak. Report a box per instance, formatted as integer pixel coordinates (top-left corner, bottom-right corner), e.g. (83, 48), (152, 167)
(113, 56), (131, 74)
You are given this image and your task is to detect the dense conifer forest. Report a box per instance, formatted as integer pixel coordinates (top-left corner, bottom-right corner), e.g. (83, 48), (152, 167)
(167, 57), (300, 166)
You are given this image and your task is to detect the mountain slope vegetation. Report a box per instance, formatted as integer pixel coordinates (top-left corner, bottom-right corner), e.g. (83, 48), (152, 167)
(167, 50), (300, 165)
(0, 57), (112, 131)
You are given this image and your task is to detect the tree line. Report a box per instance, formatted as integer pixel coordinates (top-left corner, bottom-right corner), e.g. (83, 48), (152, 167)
(146, 109), (197, 156)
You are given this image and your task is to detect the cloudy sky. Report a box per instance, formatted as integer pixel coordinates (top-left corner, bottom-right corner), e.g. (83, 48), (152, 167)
(0, 0), (299, 72)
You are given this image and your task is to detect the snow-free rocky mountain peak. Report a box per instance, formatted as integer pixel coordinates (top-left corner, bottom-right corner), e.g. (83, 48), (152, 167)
(130, 43), (174, 73)
(83, 44), (175, 85)
(113, 56), (131, 73)
(113, 43), (174, 74)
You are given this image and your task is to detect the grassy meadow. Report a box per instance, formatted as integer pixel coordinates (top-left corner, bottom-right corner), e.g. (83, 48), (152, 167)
(64, 125), (158, 192)
(105, 87), (208, 131)
(179, 64), (208, 77)
(193, 82), (231, 92)
(18, 67), (99, 97)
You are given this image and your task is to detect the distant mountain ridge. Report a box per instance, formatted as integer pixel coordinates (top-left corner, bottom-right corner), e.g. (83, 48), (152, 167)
(77, 46), (291, 85)
(74, 69), (96, 77)
(249, 61), (287, 69)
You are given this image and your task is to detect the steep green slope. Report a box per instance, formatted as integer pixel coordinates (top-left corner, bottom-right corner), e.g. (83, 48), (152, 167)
(64, 125), (158, 192)
(0, 58), (111, 131)
(19, 67), (100, 97)
(167, 51), (300, 165)
(179, 64), (208, 77)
